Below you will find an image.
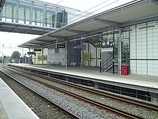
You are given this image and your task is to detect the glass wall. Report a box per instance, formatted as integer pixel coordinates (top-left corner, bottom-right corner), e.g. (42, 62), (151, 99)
(130, 21), (158, 76)
(0, 0), (72, 28)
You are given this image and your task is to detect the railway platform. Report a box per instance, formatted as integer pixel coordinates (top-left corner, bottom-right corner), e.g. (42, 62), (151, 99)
(8, 63), (158, 104)
(0, 78), (39, 119)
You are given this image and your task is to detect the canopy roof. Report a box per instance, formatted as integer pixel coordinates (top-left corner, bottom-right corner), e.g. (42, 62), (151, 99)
(19, 0), (158, 48)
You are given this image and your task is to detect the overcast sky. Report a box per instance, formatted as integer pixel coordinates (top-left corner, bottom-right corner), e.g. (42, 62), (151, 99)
(0, 0), (132, 56)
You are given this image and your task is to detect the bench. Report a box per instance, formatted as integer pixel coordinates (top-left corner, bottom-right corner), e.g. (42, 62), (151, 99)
(79, 62), (85, 67)
(70, 62), (76, 67)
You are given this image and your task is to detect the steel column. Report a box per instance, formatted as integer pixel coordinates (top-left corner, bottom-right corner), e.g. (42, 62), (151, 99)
(24, 7), (26, 24)
(65, 41), (68, 69)
(41, 48), (43, 65)
(112, 27), (115, 74)
(81, 40), (83, 64)
(118, 28), (122, 75)
(16, 0), (19, 23)
(0, 12), (2, 21)
(146, 23), (148, 75)
(43, 4), (46, 27)
(29, 1), (33, 25)
(100, 48), (102, 73)
(28, 48), (30, 63)
(55, 7), (57, 28)
(12, 5), (14, 22)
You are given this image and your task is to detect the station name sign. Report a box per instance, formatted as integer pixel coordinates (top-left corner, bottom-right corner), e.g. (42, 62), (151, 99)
(27, 52), (36, 55)
(101, 48), (113, 52)
(34, 49), (41, 51)
(56, 44), (65, 48)
(73, 44), (86, 50)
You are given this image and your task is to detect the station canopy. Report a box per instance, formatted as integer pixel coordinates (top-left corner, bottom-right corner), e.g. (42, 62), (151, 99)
(19, 0), (158, 48)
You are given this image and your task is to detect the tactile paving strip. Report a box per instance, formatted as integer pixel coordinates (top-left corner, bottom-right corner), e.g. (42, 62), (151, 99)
(0, 100), (9, 119)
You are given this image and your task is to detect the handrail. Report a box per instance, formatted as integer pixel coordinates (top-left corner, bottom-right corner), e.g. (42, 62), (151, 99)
(102, 54), (113, 72)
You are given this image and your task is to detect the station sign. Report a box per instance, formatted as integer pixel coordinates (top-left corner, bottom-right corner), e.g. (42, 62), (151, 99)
(38, 55), (47, 61)
(34, 49), (41, 51)
(101, 48), (113, 52)
(27, 52), (36, 55)
(56, 44), (65, 48)
(107, 41), (114, 47)
(73, 44), (86, 50)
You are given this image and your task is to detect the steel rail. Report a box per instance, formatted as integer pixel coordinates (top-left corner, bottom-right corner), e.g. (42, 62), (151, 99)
(0, 69), (79, 119)
(8, 66), (158, 111)
(5, 66), (144, 119)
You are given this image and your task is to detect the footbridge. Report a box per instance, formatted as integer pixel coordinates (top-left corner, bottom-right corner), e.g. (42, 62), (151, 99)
(0, 0), (80, 35)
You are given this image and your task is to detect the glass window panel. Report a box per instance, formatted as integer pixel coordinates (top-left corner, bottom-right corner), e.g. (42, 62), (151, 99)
(2, 5), (6, 16)
(6, 5), (12, 18)
(25, 8), (30, 21)
(37, 10), (41, 23)
(19, 7), (24, 20)
(13, 6), (16, 19)
(32, 10), (35, 22)
(47, 12), (52, 27)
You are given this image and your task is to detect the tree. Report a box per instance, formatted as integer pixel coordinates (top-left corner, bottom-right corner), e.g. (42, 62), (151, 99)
(11, 51), (21, 62)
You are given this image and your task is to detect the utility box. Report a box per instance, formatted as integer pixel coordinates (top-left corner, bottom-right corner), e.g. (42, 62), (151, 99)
(122, 66), (129, 75)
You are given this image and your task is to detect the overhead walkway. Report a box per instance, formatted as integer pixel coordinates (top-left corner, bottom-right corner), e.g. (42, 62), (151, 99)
(0, 0), (80, 35)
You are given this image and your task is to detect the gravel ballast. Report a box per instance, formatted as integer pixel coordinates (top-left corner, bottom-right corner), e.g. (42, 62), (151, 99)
(0, 70), (75, 119)
(2, 66), (158, 119)
(1, 67), (124, 119)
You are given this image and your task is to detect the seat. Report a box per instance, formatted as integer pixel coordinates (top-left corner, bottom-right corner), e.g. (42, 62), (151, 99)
(70, 62), (76, 67)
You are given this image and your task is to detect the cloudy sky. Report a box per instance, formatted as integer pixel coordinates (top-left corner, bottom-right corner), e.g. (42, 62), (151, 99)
(0, 0), (132, 56)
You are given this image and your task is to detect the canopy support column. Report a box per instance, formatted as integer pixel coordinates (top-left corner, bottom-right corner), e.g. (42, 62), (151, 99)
(118, 28), (122, 75)
(65, 41), (68, 69)
(41, 48), (43, 65)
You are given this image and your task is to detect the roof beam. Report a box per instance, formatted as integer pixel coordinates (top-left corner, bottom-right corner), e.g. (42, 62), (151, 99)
(19, 45), (35, 48)
(48, 35), (65, 39)
(36, 39), (53, 42)
(65, 28), (88, 34)
(93, 18), (120, 26)
(28, 42), (44, 45)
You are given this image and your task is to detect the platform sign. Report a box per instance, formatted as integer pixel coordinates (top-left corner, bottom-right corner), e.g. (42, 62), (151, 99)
(101, 48), (113, 52)
(34, 49), (41, 51)
(27, 52), (36, 55)
(83, 53), (91, 61)
(38, 55), (47, 61)
(56, 44), (65, 48)
(107, 41), (114, 47)
(73, 44), (86, 50)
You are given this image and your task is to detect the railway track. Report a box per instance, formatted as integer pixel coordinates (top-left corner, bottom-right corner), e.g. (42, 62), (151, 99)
(3, 66), (158, 119)
(0, 67), (79, 119)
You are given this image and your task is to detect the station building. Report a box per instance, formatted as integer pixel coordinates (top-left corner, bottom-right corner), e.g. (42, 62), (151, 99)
(18, 0), (158, 77)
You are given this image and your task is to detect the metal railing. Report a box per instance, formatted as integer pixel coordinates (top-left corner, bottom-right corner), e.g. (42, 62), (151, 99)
(102, 54), (113, 72)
